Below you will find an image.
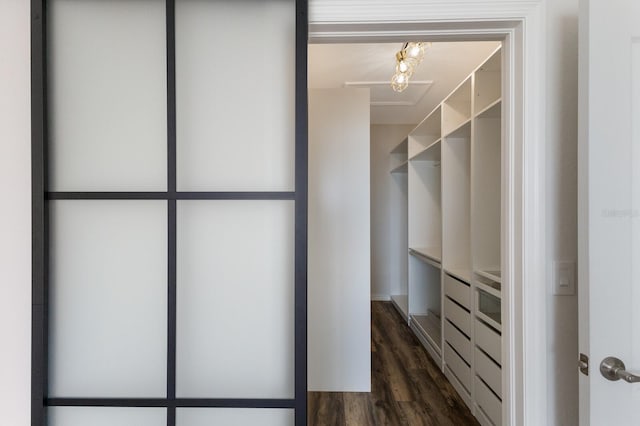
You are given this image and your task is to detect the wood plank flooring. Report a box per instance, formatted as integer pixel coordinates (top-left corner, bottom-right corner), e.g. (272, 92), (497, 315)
(308, 301), (480, 426)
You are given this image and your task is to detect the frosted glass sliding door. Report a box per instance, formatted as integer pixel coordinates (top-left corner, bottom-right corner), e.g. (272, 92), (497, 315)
(176, 201), (295, 399)
(35, 0), (307, 425)
(48, 407), (166, 426)
(47, 0), (168, 191)
(175, 0), (296, 191)
(176, 408), (294, 426)
(48, 201), (168, 398)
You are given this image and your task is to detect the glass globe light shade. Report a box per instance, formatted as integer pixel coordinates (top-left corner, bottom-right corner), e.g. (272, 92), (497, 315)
(404, 42), (425, 64)
(391, 72), (409, 92)
(396, 59), (413, 76)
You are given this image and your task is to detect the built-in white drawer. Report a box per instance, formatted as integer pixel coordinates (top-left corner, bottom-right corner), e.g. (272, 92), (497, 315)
(475, 347), (502, 398)
(475, 376), (502, 426)
(474, 405), (495, 426)
(444, 320), (471, 363)
(444, 343), (471, 392)
(445, 297), (471, 336)
(475, 318), (501, 364)
(444, 273), (471, 309)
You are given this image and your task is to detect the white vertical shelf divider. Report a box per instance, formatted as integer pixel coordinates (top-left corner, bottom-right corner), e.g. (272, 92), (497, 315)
(389, 138), (409, 321)
(407, 103), (443, 365)
(390, 45), (503, 424)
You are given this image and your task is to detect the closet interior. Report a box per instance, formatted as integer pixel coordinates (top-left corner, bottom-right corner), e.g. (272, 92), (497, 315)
(389, 46), (503, 426)
(307, 40), (504, 426)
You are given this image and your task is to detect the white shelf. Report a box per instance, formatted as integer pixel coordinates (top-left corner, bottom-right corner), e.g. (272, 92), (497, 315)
(442, 77), (472, 135)
(409, 246), (442, 267)
(474, 47), (502, 115)
(409, 139), (441, 162)
(476, 268), (502, 284)
(411, 104), (442, 138)
(390, 138), (409, 173)
(390, 161), (408, 174)
(475, 98), (501, 119)
(476, 281), (501, 299)
(411, 313), (442, 352)
(390, 138), (408, 154)
(443, 118), (471, 139)
(391, 294), (409, 320)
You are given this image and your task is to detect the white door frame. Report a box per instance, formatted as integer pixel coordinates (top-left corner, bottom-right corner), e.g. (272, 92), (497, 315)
(308, 1), (547, 425)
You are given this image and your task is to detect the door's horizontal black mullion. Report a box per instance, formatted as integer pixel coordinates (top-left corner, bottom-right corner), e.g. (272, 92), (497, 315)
(175, 399), (295, 408)
(45, 398), (296, 409)
(46, 192), (168, 200)
(46, 192), (296, 200)
(46, 398), (168, 407)
(176, 192), (295, 200)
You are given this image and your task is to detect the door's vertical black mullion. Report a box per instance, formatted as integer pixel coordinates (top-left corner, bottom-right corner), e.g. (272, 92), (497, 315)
(32, 0), (48, 425)
(167, 406), (176, 425)
(166, 0), (177, 425)
(294, 0), (308, 424)
(167, 199), (177, 422)
(167, 0), (177, 196)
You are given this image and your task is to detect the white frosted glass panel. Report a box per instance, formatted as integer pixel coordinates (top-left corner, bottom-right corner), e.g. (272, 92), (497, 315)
(49, 201), (167, 397)
(176, 201), (294, 398)
(177, 408), (294, 426)
(49, 407), (166, 426)
(48, 0), (167, 191)
(175, 0), (295, 191)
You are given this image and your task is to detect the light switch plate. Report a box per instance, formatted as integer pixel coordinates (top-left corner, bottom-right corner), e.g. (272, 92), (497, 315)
(553, 261), (575, 295)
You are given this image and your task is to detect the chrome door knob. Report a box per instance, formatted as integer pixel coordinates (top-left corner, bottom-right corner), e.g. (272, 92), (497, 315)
(600, 357), (640, 383)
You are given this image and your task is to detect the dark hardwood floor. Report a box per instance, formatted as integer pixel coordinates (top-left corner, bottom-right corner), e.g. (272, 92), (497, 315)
(308, 301), (479, 426)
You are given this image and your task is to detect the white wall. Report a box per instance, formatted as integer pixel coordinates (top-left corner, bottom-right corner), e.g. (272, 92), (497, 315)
(0, 0), (32, 424)
(370, 124), (414, 300)
(545, 0), (579, 424)
(308, 88), (371, 391)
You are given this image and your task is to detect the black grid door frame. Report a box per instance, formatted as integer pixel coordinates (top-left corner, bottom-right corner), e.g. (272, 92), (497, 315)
(30, 0), (308, 425)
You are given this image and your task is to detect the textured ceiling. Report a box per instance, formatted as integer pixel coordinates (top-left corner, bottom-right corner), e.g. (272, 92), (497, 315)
(308, 41), (501, 125)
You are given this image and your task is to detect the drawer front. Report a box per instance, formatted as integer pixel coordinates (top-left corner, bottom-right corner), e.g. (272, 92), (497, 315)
(444, 343), (471, 392)
(445, 297), (471, 336)
(474, 405), (495, 426)
(444, 273), (471, 309)
(444, 320), (471, 362)
(475, 347), (502, 398)
(475, 319), (501, 364)
(475, 376), (502, 426)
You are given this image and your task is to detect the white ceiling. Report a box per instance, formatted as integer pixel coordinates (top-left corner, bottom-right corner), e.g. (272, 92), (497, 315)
(308, 41), (501, 125)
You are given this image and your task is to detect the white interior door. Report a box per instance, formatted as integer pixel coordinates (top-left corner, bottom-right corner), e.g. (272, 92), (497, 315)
(579, 0), (640, 424)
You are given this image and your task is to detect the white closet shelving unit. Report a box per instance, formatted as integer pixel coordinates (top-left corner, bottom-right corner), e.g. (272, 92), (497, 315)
(388, 46), (503, 426)
(471, 48), (502, 426)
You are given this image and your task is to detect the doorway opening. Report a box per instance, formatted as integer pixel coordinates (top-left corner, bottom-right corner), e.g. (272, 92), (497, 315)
(307, 39), (504, 425)
(305, 5), (547, 422)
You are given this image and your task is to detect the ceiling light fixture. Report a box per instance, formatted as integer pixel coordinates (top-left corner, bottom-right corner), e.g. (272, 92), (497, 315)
(391, 42), (431, 93)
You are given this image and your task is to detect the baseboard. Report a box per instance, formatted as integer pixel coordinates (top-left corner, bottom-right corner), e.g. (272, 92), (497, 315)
(371, 293), (391, 301)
